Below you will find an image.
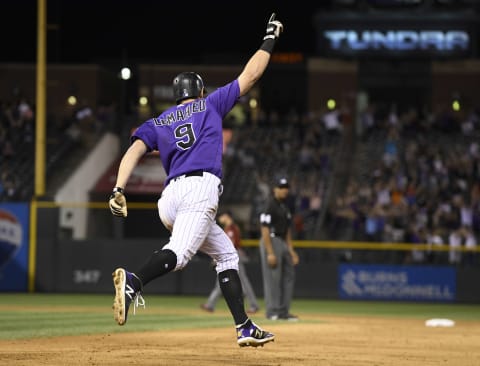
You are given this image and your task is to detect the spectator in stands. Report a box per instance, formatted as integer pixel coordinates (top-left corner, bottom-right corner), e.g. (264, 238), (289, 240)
(359, 103), (376, 140)
(426, 227), (447, 264)
(406, 226), (427, 264)
(0, 170), (19, 201)
(448, 229), (463, 265)
(462, 226), (478, 267)
(322, 108), (343, 143)
(364, 203), (386, 243)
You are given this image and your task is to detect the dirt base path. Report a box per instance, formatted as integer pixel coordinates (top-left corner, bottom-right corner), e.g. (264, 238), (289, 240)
(1, 315), (479, 366)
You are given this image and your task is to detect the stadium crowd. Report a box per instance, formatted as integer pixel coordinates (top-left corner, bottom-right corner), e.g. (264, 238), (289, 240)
(0, 95), (112, 201)
(327, 101), (480, 266)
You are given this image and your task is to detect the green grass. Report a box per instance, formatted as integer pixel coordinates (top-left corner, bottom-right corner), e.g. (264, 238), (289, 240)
(1, 293), (479, 340)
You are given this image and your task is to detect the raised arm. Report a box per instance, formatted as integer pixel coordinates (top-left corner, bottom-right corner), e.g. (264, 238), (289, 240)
(237, 13), (283, 96)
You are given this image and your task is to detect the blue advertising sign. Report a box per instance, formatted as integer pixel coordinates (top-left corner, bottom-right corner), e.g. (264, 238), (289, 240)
(0, 203), (30, 291)
(338, 264), (455, 302)
(314, 11), (478, 59)
(323, 30), (469, 54)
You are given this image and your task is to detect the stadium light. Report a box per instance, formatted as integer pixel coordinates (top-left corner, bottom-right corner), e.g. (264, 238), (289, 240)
(120, 67), (131, 80)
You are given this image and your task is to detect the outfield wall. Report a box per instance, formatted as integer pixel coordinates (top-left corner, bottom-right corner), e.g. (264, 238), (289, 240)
(33, 237), (480, 304)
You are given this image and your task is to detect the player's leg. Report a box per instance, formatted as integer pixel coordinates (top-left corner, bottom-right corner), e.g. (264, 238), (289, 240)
(112, 252), (177, 327)
(238, 260), (259, 312)
(111, 250), (181, 325)
(113, 174), (219, 326)
(200, 223), (246, 323)
(201, 224), (274, 347)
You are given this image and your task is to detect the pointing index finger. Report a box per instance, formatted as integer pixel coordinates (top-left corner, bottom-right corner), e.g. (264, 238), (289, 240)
(269, 13), (276, 22)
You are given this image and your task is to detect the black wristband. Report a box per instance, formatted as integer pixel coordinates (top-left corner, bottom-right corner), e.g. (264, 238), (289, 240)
(109, 187), (124, 200)
(260, 39), (276, 54)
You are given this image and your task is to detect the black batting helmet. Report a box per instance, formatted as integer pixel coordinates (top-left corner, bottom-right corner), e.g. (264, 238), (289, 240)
(172, 72), (205, 104)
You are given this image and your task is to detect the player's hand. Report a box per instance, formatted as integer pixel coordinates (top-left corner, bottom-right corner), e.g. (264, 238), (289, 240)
(263, 13), (283, 41)
(109, 188), (127, 217)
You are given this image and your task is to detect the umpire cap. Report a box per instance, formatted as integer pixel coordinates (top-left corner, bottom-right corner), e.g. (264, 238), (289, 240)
(275, 176), (290, 189)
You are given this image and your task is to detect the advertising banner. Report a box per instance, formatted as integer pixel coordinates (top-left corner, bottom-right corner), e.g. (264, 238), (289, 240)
(314, 11), (478, 59)
(339, 264), (455, 302)
(0, 203), (30, 291)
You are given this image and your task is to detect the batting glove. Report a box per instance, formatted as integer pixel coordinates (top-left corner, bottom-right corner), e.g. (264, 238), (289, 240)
(109, 187), (128, 217)
(263, 13), (283, 41)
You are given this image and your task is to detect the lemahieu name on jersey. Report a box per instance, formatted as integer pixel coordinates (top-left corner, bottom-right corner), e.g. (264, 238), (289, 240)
(153, 100), (206, 126)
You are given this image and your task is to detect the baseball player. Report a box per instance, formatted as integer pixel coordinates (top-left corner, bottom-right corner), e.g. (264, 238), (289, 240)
(109, 13), (284, 347)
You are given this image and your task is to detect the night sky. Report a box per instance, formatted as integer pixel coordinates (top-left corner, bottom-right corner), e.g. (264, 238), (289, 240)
(1, 0), (332, 64)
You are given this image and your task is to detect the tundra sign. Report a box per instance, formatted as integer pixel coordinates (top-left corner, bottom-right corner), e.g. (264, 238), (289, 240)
(324, 30), (469, 52)
(314, 10), (478, 58)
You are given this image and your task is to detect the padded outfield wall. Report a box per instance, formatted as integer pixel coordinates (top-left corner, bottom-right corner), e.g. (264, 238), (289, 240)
(27, 207), (480, 303)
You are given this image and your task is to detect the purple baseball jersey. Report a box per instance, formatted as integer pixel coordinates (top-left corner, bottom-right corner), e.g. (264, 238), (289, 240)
(132, 79), (240, 186)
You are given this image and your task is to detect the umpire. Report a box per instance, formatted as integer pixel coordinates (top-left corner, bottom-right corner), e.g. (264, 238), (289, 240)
(259, 176), (299, 321)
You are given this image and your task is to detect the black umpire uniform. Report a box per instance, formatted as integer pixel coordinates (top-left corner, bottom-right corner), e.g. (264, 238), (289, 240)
(259, 177), (299, 320)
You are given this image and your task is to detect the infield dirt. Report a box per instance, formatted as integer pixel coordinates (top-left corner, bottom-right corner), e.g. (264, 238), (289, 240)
(1, 314), (479, 365)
